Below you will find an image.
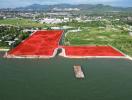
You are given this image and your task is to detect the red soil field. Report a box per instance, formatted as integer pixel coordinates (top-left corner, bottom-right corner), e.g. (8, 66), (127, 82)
(7, 30), (63, 57)
(6, 30), (125, 58)
(62, 46), (125, 57)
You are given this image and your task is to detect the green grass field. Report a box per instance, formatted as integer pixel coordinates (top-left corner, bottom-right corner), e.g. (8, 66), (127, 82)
(0, 18), (44, 27)
(0, 18), (60, 28)
(65, 27), (132, 56)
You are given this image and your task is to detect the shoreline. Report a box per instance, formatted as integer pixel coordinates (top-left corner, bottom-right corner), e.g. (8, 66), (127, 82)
(4, 30), (132, 60)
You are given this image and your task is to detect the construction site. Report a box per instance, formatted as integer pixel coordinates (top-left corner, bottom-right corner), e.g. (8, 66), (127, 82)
(0, 30), (132, 100)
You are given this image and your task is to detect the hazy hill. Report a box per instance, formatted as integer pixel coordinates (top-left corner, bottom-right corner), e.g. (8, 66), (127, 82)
(5, 4), (132, 12)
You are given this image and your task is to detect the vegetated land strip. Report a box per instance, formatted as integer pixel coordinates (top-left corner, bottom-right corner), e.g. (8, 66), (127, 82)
(64, 27), (132, 57)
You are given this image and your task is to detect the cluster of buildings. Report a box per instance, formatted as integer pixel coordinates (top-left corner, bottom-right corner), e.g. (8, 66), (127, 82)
(39, 17), (70, 24)
(52, 8), (80, 12)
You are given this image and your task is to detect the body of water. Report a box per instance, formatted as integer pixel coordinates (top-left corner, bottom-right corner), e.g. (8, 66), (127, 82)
(0, 52), (132, 100)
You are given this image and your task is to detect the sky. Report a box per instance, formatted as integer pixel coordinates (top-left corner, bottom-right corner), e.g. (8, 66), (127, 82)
(0, 0), (132, 8)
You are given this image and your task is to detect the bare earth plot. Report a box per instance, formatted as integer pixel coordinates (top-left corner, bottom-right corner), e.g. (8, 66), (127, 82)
(5, 30), (129, 59)
(61, 46), (125, 58)
(5, 30), (63, 58)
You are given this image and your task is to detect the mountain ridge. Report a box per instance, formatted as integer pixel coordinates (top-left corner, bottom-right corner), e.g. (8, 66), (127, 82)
(2, 4), (132, 12)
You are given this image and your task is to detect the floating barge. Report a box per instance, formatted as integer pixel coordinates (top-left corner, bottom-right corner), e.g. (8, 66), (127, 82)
(73, 65), (84, 79)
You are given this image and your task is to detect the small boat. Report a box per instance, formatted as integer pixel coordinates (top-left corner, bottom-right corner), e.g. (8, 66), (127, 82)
(73, 65), (84, 78)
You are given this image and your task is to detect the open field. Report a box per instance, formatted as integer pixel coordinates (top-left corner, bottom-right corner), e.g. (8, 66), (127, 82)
(0, 52), (132, 100)
(0, 18), (59, 28)
(6, 30), (125, 59)
(6, 30), (63, 58)
(0, 18), (132, 57)
(65, 27), (132, 56)
(0, 18), (44, 27)
(62, 46), (125, 57)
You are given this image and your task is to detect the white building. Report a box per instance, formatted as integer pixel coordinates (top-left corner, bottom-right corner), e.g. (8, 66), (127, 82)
(51, 27), (61, 30)
(69, 27), (82, 32)
(129, 32), (132, 36)
(39, 17), (71, 24)
(75, 17), (82, 22)
(40, 18), (63, 24)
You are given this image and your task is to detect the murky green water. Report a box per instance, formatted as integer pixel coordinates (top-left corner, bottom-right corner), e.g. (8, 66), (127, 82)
(0, 52), (132, 100)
